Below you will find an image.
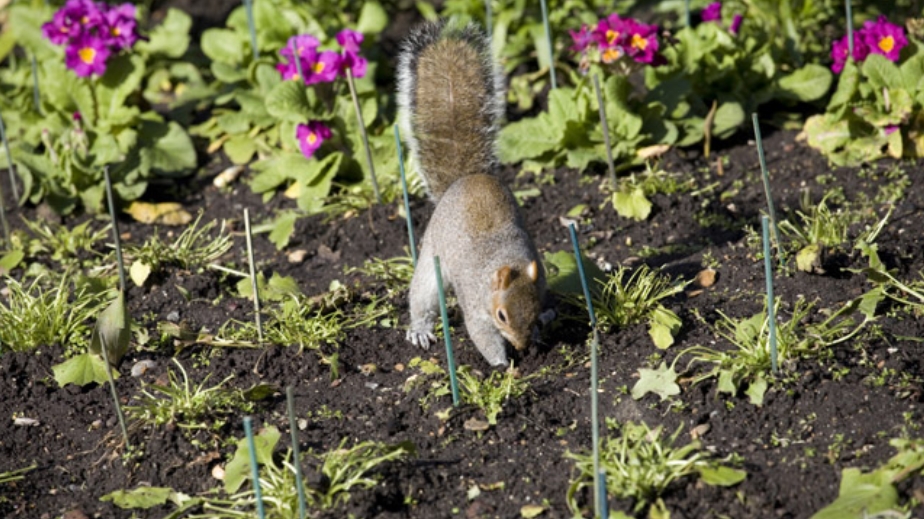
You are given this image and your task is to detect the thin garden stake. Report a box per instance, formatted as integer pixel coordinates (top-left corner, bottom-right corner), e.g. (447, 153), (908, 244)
(751, 113), (784, 266)
(286, 386), (308, 519)
(394, 125), (417, 267)
(243, 0), (258, 61)
(30, 54), (42, 116)
(0, 116), (9, 245)
(243, 417), (267, 519)
(845, 0), (854, 60)
(243, 208), (263, 343)
(596, 469), (608, 519)
(538, 0), (557, 89)
(433, 256), (460, 406)
(592, 74), (616, 186)
(485, 0), (492, 43)
(290, 39), (305, 83)
(685, 0), (692, 27)
(568, 223), (601, 518)
(0, 111), (20, 204)
(345, 68), (381, 204)
(761, 216), (779, 375)
(102, 167), (130, 449)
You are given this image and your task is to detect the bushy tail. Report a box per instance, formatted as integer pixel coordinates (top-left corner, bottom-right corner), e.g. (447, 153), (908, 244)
(396, 20), (504, 203)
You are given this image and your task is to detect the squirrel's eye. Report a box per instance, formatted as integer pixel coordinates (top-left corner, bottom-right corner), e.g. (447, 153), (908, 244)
(496, 309), (508, 324)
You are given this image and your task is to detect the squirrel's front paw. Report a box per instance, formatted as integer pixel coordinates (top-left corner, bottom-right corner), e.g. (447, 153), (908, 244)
(406, 329), (437, 349)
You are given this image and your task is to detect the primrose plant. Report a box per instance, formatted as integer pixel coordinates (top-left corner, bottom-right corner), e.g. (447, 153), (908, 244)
(805, 16), (924, 165)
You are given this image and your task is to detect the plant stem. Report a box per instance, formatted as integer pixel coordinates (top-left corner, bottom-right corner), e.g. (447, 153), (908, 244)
(761, 216), (778, 375)
(538, 0), (557, 89)
(30, 53), (42, 116)
(0, 112), (19, 202)
(592, 74), (616, 187)
(394, 125), (417, 268)
(243, 416), (267, 519)
(433, 256), (459, 406)
(104, 167), (126, 293)
(243, 0), (258, 61)
(752, 113), (784, 267)
(286, 387), (308, 519)
(568, 223), (600, 518)
(243, 208), (263, 343)
(345, 68), (381, 204)
(0, 114), (13, 245)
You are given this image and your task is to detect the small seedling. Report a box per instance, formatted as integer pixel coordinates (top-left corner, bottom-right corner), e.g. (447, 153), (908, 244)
(455, 365), (534, 425)
(20, 218), (110, 265)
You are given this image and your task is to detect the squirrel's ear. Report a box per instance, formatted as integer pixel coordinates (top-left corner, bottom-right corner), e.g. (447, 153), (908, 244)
(526, 261), (539, 282)
(492, 265), (513, 290)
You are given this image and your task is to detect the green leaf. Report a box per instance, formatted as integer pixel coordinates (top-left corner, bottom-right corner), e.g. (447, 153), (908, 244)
(223, 135), (257, 165)
(711, 101), (745, 139)
(698, 465), (747, 486)
(224, 425), (281, 493)
(52, 352), (118, 387)
(828, 60), (859, 110)
(900, 53), (924, 92)
(863, 54), (903, 90)
(101, 487), (174, 509)
(296, 153), (340, 213)
(265, 80), (314, 123)
(717, 369), (737, 395)
(803, 114), (851, 156)
(648, 306), (681, 349)
(777, 64), (832, 102)
(142, 121), (197, 176)
(810, 468), (899, 519)
(0, 250), (25, 275)
(746, 374), (768, 406)
(543, 249), (606, 297)
(612, 186), (652, 221)
(498, 116), (559, 164)
(631, 362), (680, 401)
(136, 9), (191, 58)
(356, 0), (388, 33)
(201, 28), (246, 65)
(89, 291), (131, 367)
(97, 54), (146, 122)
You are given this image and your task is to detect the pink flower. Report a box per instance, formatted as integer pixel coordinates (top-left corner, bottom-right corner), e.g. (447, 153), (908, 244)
(64, 34), (110, 77)
(593, 13), (628, 49)
(280, 34), (320, 61)
(730, 14), (743, 35)
(569, 26), (593, 53)
(830, 33), (869, 73)
(336, 29), (367, 78)
(100, 3), (137, 50)
(296, 121), (331, 159)
(701, 2), (722, 22)
(861, 15), (907, 62)
(622, 18), (660, 64)
(305, 50), (341, 84)
(883, 125), (899, 135)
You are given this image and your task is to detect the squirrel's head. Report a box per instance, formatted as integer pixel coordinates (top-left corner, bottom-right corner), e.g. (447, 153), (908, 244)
(490, 261), (543, 351)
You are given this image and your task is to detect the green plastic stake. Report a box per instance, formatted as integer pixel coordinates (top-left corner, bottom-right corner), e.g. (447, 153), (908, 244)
(592, 74), (616, 186)
(568, 223), (601, 518)
(0, 116), (10, 245)
(433, 256), (460, 406)
(752, 113), (784, 266)
(286, 387), (307, 519)
(597, 468), (608, 519)
(102, 167), (130, 449)
(485, 0), (492, 39)
(761, 216), (779, 375)
(243, 0), (258, 61)
(243, 417), (266, 519)
(290, 39), (305, 83)
(538, 0), (557, 90)
(685, 0), (692, 27)
(243, 208), (263, 343)
(394, 125), (417, 267)
(30, 54), (42, 116)
(345, 68), (381, 204)
(0, 111), (19, 205)
(845, 0), (854, 60)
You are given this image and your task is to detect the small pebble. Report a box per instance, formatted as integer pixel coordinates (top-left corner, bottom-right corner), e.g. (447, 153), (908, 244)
(166, 311), (180, 322)
(13, 417), (39, 427)
(131, 360), (157, 377)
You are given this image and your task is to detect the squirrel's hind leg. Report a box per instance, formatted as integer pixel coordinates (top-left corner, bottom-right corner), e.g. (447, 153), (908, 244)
(407, 255), (439, 348)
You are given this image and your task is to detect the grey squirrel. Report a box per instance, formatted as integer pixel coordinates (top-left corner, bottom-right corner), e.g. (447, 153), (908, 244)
(397, 20), (552, 366)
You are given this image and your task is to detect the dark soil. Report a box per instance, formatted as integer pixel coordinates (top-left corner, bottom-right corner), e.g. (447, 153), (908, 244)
(1, 2), (924, 518)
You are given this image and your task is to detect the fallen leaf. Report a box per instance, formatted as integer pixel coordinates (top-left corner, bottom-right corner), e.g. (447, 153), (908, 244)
(125, 201), (192, 225)
(464, 418), (490, 431)
(521, 504), (546, 518)
(695, 268), (718, 288)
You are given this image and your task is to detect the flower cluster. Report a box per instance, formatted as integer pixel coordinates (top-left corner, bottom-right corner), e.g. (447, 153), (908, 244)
(41, 0), (138, 77)
(276, 29), (367, 85)
(700, 2), (744, 35)
(296, 121), (331, 159)
(831, 16), (908, 73)
(570, 14), (664, 73)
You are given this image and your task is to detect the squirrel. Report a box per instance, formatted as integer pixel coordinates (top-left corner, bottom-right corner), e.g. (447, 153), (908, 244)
(396, 20), (552, 367)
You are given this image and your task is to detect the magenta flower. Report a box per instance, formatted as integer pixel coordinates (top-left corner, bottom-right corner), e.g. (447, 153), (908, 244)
(101, 3), (138, 50)
(861, 15), (907, 62)
(701, 2), (722, 22)
(65, 34), (110, 77)
(593, 13), (628, 49)
(884, 125), (899, 135)
(730, 14), (743, 35)
(569, 26), (593, 53)
(622, 19), (660, 64)
(830, 33), (869, 73)
(281, 34), (320, 61)
(296, 121), (331, 159)
(336, 29), (367, 78)
(305, 50), (341, 84)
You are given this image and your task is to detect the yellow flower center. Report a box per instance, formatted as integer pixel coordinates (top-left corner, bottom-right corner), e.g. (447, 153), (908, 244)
(605, 30), (619, 45)
(307, 132), (318, 145)
(112, 27), (121, 36)
(78, 47), (96, 65)
(602, 48), (621, 63)
(80, 15), (89, 24)
(312, 62), (325, 73)
(879, 35), (895, 53)
(631, 34), (647, 50)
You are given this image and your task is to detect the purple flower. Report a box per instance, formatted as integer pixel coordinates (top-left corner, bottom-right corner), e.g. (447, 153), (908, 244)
(861, 15), (907, 62)
(305, 50), (341, 84)
(280, 34), (320, 61)
(336, 29), (367, 78)
(64, 34), (110, 77)
(883, 125), (899, 135)
(296, 121), (331, 159)
(100, 3), (137, 50)
(622, 19), (660, 64)
(569, 26), (593, 53)
(730, 14), (743, 35)
(701, 2), (722, 22)
(830, 33), (869, 73)
(593, 13), (628, 49)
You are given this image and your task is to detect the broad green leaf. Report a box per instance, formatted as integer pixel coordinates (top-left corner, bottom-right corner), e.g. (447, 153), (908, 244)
(296, 153), (340, 213)
(101, 487), (174, 509)
(356, 0), (388, 33)
(827, 60), (859, 110)
(717, 369), (736, 395)
(201, 28), (246, 65)
(223, 135), (257, 165)
(543, 250), (606, 297)
(746, 375), (768, 406)
(698, 466), (747, 486)
(777, 64), (832, 102)
(52, 352), (118, 387)
(265, 80), (314, 123)
(804, 114), (851, 156)
(863, 54), (903, 90)
(631, 362), (680, 401)
(810, 468), (899, 519)
(212, 61), (247, 83)
(612, 186), (652, 221)
(224, 425), (281, 493)
(98, 54), (146, 118)
(136, 9), (191, 58)
(796, 243), (823, 273)
(900, 53), (924, 92)
(711, 101), (745, 139)
(0, 250), (24, 274)
(858, 286), (885, 319)
(89, 291), (131, 367)
(648, 305), (682, 349)
(143, 121), (197, 176)
(498, 117), (559, 163)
